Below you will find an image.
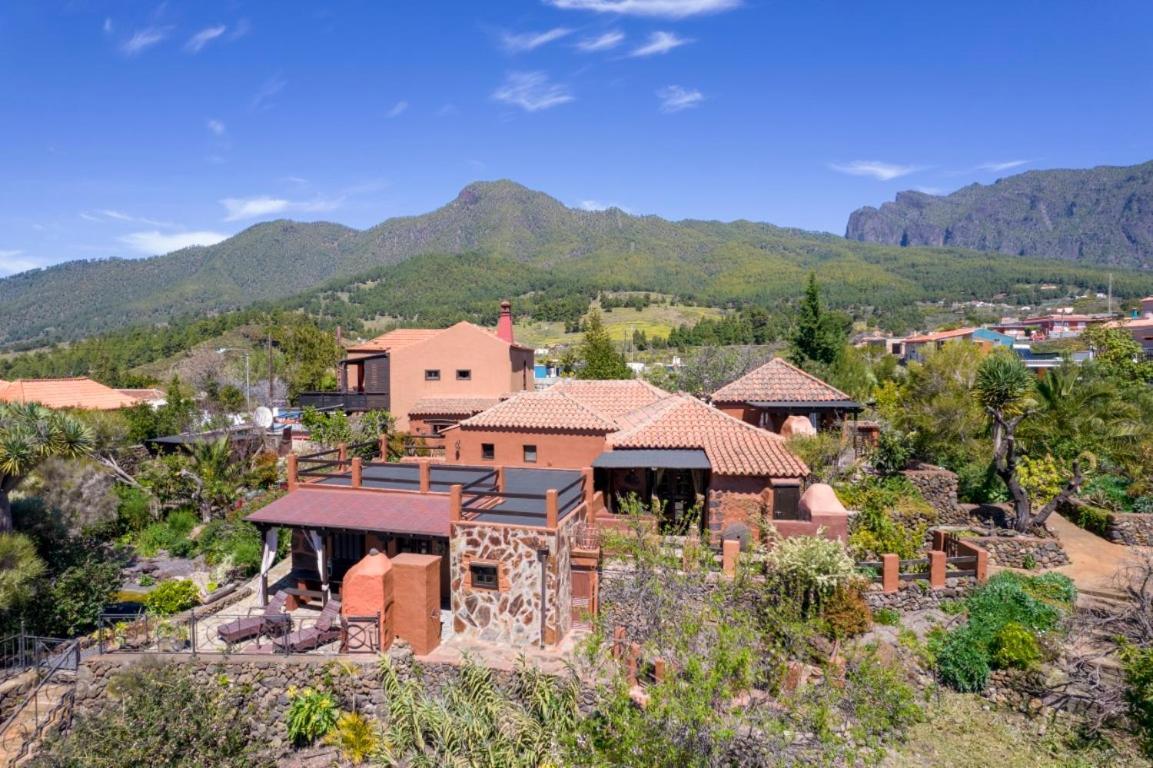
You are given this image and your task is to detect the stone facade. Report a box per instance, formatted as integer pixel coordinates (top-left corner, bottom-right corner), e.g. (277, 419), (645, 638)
(902, 466), (967, 524)
(972, 533), (1070, 569)
(1106, 512), (1153, 546)
(863, 578), (975, 611)
(449, 512), (577, 646)
(707, 475), (771, 535)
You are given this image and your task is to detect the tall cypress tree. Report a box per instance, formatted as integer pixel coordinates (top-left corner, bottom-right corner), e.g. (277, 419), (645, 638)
(578, 309), (632, 379)
(789, 273), (843, 366)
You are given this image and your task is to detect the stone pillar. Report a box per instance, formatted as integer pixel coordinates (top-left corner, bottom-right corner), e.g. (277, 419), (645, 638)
(351, 457), (363, 488)
(419, 459), (431, 493)
(378, 434), (388, 461)
(975, 548), (989, 583)
(929, 550), (946, 589)
(449, 484), (462, 521)
(581, 467), (595, 509)
(881, 553), (900, 594)
(546, 489), (558, 529)
(391, 554), (442, 656)
(286, 454), (298, 491)
(722, 539), (740, 578)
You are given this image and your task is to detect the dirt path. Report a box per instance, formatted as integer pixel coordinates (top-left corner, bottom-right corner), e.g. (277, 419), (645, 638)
(1046, 513), (1151, 598)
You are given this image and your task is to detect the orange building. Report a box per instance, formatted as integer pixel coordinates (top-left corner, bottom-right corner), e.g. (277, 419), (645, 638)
(0, 377), (145, 410)
(297, 301), (535, 433)
(446, 379), (845, 542)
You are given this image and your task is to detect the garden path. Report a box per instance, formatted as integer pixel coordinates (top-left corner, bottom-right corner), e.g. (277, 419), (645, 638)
(1045, 513), (1151, 600)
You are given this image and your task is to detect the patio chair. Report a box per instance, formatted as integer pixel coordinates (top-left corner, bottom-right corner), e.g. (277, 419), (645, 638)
(216, 591), (291, 645)
(272, 598), (343, 653)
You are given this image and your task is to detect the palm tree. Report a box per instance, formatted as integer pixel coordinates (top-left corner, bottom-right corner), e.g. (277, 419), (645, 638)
(181, 437), (242, 522)
(975, 353), (1081, 532)
(0, 402), (94, 532)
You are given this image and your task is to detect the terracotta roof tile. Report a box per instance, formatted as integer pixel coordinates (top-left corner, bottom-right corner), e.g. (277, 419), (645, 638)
(408, 396), (502, 417)
(0, 377), (144, 410)
(607, 394), (808, 477)
(711, 358), (852, 404)
(546, 378), (669, 419)
(903, 327), (978, 344)
(348, 328), (441, 354)
(458, 390), (617, 432)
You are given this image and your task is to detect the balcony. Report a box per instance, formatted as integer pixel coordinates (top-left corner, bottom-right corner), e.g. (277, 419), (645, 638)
(294, 391), (390, 412)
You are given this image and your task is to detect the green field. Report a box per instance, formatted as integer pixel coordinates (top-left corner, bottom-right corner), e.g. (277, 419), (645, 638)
(516, 302), (724, 349)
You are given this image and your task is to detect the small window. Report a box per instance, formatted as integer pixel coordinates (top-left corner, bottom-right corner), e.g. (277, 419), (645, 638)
(523, 444), (538, 464)
(470, 563), (498, 590)
(424, 369), (441, 381)
(481, 443), (495, 461)
(456, 369), (472, 380)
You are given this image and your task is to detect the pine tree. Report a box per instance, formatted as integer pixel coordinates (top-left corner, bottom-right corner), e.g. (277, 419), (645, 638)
(789, 274), (844, 367)
(578, 310), (632, 379)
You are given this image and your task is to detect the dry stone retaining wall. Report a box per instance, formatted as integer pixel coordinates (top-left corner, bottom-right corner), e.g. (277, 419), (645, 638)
(1107, 512), (1153, 546)
(902, 466), (967, 525)
(863, 578), (974, 611)
(972, 534), (1069, 569)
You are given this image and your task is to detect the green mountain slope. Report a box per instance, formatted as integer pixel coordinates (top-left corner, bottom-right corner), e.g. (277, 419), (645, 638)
(845, 160), (1153, 266)
(4, 179), (1153, 351)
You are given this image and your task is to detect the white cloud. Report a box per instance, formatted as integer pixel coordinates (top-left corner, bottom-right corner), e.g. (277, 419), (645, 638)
(0, 250), (41, 276)
(577, 30), (624, 51)
(121, 26), (170, 56)
(545, 0), (741, 18)
(492, 72), (574, 112)
(828, 160), (922, 181)
(96, 209), (175, 227)
(501, 27), (572, 53)
(219, 196), (342, 222)
(186, 25), (227, 53)
(119, 230), (229, 255)
(578, 200), (633, 213)
(656, 85), (703, 112)
(206, 118), (226, 136)
(976, 159), (1029, 173)
(629, 31), (691, 57)
(251, 75), (287, 111)
(387, 100), (408, 118)
(102, 18), (113, 34)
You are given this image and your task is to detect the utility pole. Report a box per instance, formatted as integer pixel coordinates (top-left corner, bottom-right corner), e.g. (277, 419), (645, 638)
(267, 328), (274, 403)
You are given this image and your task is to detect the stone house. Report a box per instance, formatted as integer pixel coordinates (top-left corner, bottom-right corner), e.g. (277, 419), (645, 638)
(710, 358), (861, 433)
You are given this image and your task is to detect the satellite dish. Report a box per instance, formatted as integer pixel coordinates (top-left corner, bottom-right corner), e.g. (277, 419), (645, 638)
(253, 407), (274, 429)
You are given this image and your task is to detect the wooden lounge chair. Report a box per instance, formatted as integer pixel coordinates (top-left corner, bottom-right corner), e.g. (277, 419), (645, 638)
(272, 599), (342, 653)
(216, 591), (290, 645)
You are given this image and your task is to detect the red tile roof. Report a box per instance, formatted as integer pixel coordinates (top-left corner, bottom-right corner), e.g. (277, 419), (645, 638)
(458, 390), (618, 432)
(0, 377), (144, 410)
(547, 378), (668, 419)
(607, 394), (808, 477)
(349, 321), (533, 355)
(246, 486), (451, 536)
(711, 358), (852, 404)
(408, 396), (502, 417)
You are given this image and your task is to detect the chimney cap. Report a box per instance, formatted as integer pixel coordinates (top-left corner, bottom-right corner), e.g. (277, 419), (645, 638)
(500, 300), (511, 310)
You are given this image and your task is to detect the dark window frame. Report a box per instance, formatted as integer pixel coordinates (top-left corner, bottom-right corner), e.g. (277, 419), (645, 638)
(470, 562), (499, 590)
(523, 444), (538, 463)
(481, 443), (495, 461)
(424, 369), (441, 381)
(456, 369), (472, 380)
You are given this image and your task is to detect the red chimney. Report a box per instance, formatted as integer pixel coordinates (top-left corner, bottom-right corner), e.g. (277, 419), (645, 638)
(496, 300), (515, 344)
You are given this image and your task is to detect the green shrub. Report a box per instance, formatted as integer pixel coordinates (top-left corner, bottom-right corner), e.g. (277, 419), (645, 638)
(144, 579), (200, 615)
(1082, 473), (1131, 512)
(1074, 504), (1112, 537)
(840, 476), (935, 559)
(1121, 643), (1153, 758)
(1132, 496), (1153, 515)
(936, 627), (990, 692)
(115, 486), (153, 533)
(198, 520), (263, 577)
(873, 607), (901, 626)
(1019, 571), (1077, 606)
(991, 622), (1042, 670)
(819, 585), (873, 640)
(763, 535), (856, 612)
(45, 558), (123, 636)
(845, 652), (924, 738)
(286, 687), (339, 745)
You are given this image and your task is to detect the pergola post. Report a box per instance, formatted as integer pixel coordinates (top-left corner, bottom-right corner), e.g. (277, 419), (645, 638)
(546, 489), (558, 529)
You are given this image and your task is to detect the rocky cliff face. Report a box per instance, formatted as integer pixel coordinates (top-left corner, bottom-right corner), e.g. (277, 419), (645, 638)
(845, 160), (1153, 267)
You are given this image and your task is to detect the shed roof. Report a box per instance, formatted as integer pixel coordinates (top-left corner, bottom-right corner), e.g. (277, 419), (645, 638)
(711, 358), (853, 405)
(246, 487), (451, 536)
(408, 396), (502, 417)
(593, 448), (711, 470)
(0, 377), (144, 410)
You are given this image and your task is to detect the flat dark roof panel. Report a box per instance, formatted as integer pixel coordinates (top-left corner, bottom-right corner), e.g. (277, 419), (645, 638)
(592, 449), (711, 470)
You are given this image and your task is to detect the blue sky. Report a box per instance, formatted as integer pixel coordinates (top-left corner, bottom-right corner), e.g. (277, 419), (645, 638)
(1, 0), (1152, 275)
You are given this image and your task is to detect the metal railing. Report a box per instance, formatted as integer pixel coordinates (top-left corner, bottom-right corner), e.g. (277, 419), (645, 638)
(295, 392), (391, 412)
(96, 611), (382, 656)
(0, 634), (75, 682)
(0, 637), (79, 764)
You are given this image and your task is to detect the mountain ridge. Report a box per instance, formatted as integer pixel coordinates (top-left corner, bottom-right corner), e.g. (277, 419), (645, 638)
(845, 159), (1153, 266)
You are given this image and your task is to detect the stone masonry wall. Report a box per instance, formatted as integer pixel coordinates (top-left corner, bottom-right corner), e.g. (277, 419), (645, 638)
(902, 466), (967, 524)
(1107, 512), (1153, 546)
(972, 534), (1069, 569)
(863, 578), (975, 611)
(450, 521), (560, 646)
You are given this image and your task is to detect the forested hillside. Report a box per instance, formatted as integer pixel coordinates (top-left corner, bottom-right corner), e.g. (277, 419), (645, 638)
(6, 179), (1153, 351)
(846, 159), (1153, 266)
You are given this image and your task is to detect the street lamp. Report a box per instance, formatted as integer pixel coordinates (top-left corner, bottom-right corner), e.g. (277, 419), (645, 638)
(216, 347), (251, 411)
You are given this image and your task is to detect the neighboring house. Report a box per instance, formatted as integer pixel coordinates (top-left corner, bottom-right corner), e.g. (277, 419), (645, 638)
(710, 358), (862, 433)
(990, 314), (1108, 341)
(902, 327), (1014, 362)
(1104, 297), (1153, 358)
(117, 387), (167, 408)
(444, 378), (843, 542)
(0, 377), (144, 410)
(296, 301), (535, 432)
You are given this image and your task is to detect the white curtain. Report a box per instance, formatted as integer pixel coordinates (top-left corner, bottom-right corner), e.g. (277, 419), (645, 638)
(307, 529), (330, 601)
(258, 528), (279, 605)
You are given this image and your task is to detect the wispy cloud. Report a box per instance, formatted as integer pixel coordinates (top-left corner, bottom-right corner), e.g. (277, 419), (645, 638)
(546, 0), (741, 18)
(0, 250), (41, 276)
(95, 209), (175, 228)
(119, 230), (229, 255)
(206, 118), (226, 136)
(629, 31), (691, 57)
(492, 72), (574, 112)
(576, 30), (624, 51)
(219, 196), (342, 222)
(102, 18), (113, 34)
(657, 85), (703, 112)
(828, 160), (922, 181)
(185, 24), (227, 53)
(251, 75), (287, 111)
(501, 27), (572, 53)
(578, 200), (633, 213)
(976, 159), (1030, 173)
(121, 26), (170, 56)
(387, 100), (408, 118)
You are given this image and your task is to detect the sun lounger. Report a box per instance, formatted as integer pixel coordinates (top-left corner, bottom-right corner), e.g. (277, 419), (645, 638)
(272, 599), (342, 653)
(216, 591), (290, 645)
